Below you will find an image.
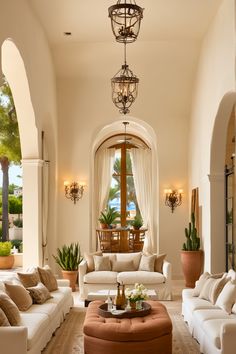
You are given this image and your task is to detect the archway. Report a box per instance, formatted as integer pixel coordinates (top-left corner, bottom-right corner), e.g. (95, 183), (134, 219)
(90, 116), (159, 253)
(1, 39), (42, 268)
(210, 91), (236, 273)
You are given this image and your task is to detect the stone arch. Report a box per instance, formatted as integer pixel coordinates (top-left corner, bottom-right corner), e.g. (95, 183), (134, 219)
(1, 39), (42, 268)
(90, 116), (159, 252)
(210, 91), (236, 272)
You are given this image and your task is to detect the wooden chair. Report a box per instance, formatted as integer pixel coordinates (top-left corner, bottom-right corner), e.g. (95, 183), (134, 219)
(129, 229), (147, 252)
(96, 229), (120, 253)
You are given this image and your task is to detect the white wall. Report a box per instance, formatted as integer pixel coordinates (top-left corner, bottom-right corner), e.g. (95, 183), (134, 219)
(56, 39), (199, 278)
(189, 0), (236, 272)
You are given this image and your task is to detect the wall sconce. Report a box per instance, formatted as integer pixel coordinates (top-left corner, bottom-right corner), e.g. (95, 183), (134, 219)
(64, 181), (86, 204)
(164, 189), (183, 213)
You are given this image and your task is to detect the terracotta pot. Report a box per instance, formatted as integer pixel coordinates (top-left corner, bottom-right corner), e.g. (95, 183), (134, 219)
(0, 255), (14, 269)
(181, 250), (203, 288)
(61, 270), (78, 292)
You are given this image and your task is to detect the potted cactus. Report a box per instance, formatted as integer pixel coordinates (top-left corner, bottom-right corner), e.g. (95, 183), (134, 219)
(181, 212), (203, 287)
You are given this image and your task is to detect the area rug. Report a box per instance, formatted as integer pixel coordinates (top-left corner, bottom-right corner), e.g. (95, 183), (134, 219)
(43, 302), (200, 354)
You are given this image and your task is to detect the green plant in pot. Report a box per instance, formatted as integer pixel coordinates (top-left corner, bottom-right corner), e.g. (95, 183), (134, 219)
(0, 241), (14, 269)
(53, 243), (83, 291)
(98, 206), (120, 229)
(181, 212), (203, 288)
(131, 214), (143, 230)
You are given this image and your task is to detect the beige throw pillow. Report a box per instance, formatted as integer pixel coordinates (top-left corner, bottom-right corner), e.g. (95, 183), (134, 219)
(37, 266), (58, 292)
(138, 254), (156, 272)
(0, 307), (10, 326)
(4, 283), (32, 311)
(199, 275), (228, 304)
(154, 254), (166, 273)
(112, 260), (135, 272)
(27, 282), (52, 304)
(17, 271), (40, 288)
(93, 255), (111, 271)
(116, 252), (142, 270)
(0, 291), (21, 325)
(84, 251), (102, 272)
(215, 281), (236, 314)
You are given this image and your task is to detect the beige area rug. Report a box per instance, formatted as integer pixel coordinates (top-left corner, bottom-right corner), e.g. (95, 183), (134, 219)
(43, 301), (200, 354)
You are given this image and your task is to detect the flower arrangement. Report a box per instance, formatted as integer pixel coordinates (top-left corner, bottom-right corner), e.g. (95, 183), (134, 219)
(125, 283), (148, 303)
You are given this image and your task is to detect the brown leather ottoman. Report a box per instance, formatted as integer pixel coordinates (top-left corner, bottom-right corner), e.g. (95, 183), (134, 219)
(83, 300), (172, 354)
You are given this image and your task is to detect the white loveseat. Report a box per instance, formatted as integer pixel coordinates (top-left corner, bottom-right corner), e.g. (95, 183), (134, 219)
(79, 252), (172, 300)
(0, 273), (73, 354)
(182, 269), (236, 354)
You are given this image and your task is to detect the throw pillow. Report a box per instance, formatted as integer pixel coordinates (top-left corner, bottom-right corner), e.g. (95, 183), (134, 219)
(138, 254), (156, 272)
(199, 275), (228, 304)
(17, 271), (40, 288)
(0, 291), (21, 325)
(93, 255), (111, 271)
(37, 266), (58, 292)
(154, 253), (166, 273)
(215, 280), (236, 314)
(27, 282), (52, 304)
(192, 272), (211, 296)
(0, 307), (10, 326)
(4, 283), (32, 311)
(116, 252), (142, 270)
(111, 260), (135, 272)
(84, 251), (102, 272)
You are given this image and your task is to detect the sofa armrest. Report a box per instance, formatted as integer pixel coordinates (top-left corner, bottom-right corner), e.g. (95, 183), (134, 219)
(79, 259), (88, 298)
(221, 322), (236, 353)
(57, 279), (70, 287)
(0, 326), (27, 354)
(162, 260), (172, 282)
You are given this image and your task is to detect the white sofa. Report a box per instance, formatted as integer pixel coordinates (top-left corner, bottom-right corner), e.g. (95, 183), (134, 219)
(182, 270), (236, 354)
(0, 274), (73, 354)
(79, 252), (172, 300)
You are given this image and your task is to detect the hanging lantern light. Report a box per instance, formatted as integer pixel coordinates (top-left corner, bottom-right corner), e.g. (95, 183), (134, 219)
(108, 0), (144, 43)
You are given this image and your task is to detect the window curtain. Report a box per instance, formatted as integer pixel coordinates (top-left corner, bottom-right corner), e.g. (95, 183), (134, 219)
(130, 148), (153, 253)
(94, 147), (116, 248)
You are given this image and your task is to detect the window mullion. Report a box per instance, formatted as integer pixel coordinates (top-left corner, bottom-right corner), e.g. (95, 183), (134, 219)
(121, 144), (127, 226)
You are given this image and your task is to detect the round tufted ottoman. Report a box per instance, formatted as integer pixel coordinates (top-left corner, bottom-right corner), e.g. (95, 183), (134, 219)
(83, 300), (172, 354)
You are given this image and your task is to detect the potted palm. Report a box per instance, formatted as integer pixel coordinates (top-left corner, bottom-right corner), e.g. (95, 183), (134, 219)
(131, 214), (143, 230)
(181, 212), (203, 287)
(0, 241), (14, 269)
(53, 243), (83, 291)
(98, 206), (120, 229)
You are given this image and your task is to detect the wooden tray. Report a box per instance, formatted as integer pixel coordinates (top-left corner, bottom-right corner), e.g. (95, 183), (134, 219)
(98, 302), (151, 319)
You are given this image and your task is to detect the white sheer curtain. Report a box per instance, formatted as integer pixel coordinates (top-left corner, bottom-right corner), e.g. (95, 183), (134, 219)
(130, 148), (153, 253)
(94, 147), (116, 248)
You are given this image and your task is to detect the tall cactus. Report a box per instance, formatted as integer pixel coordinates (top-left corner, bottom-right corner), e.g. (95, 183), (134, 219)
(182, 212), (200, 251)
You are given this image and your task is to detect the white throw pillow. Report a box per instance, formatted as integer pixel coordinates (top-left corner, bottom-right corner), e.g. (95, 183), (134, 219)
(215, 281), (236, 314)
(192, 272), (210, 296)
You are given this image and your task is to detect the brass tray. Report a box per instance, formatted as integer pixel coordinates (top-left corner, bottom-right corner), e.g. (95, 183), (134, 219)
(98, 302), (151, 319)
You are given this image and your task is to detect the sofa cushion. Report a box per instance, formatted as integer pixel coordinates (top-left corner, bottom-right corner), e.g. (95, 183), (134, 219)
(202, 319), (236, 350)
(0, 307), (10, 326)
(215, 281), (236, 314)
(183, 296), (215, 312)
(0, 291), (21, 325)
(27, 282), (52, 304)
(227, 269), (236, 280)
(4, 283), (33, 311)
(17, 271), (40, 288)
(138, 254), (156, 272)
(37, 266), (58, 292)
(111, 260), (135, 272)
(20, 312), (50, 350)
(25, 302), (58, 320)
(193, 309), (236, 324)
(84, 251), (103, 272)
(84, 271), (118, 284)
(94, 255), (111, 271)
(116, 252), (141, 270)
(117, 271), (165, 285)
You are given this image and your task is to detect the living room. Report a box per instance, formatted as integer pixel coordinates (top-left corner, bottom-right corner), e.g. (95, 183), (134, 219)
(0, 0), (236, 353)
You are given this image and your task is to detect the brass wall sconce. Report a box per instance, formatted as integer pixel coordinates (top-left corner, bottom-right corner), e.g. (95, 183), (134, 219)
(64, 181), (86, 204)
(164, 189), (183, 213)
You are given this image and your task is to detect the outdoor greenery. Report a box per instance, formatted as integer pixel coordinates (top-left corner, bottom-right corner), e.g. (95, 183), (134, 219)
(0, 81), (21, 241)
(9, 195), (22, 215)
(0, 241), (12, 256)
(13, 218), (23, 227)
(53, 243), (83, 271)
(11, 239), (23, 252)
(131, 214), (143, 229)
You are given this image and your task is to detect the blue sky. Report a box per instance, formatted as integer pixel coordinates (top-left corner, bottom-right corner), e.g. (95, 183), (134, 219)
(0, 164), (22, 187)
